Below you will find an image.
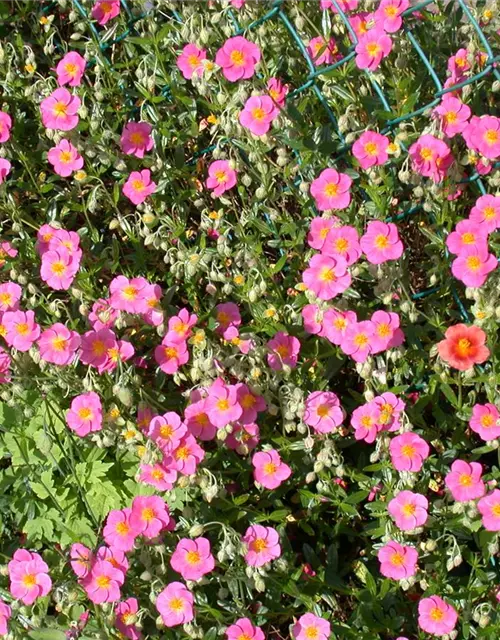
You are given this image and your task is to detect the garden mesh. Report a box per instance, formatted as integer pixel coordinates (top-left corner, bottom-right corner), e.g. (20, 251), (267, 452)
(41, 0), (500, 318)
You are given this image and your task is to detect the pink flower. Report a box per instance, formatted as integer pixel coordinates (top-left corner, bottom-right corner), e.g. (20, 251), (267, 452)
(156, 582), (194, 627)
(302, 254), (351, 300)
(472, 115), (500, 159)
(469, 403), (500, 440)
(340, 320), (375, 363)
(370, 310), (404, 353)
(322, 0), (359, 10)
(0, 347), (11, 384)
(40, 88), (80, 131)
(103, 508), (139, 552)
(478, 489), (500, 531)
(293, 613), (331, 640)
(322, 225), (361, 266)
(123, 169), (157, 205)
(236, 383), (266, 424)
(389, 432), (430, 472)
(360, 221), (404, 264)
(109, 275), (149, 314)
(70, 543), (93, 579)
(352, 131), (390, 169)
(115, 598), (141, 640)
(307, 36), (339, 66)
(349, 12), (376, 38)
(307, 217), (336, 250)
(121, 122), (154, 158)
(302, 303), (324, 335)
(38, 322), (80, 365)
(56, 51), (86, 87)
(267, 331), (301, 370)
(418, 596), (458, 637)
(434, 95), (471, 137)
(0, 159), (10, 185)
(206, 160), (237, 197)
(0, 241), (18, 266)
(155, 338), (189, 374)
(96, 544), (130, 573)
(172, 435), (205, 475)
(239, 95), (279, 136)
(252, 449), (291, 490)
(388, 490), (428, 531)
(304, 391), (343, 434)
(47, 139), (84, 177)
(177, 44), (207, 80)
(355, 29), (392, 70)
(215, 36), (261, 82)
(310, 168), (352, 211)
(91, 0), (120, 25)
(66, 391), (102, 437)
(242, 525), (281, 567)
(206, 381), (242, 428)
(141, 283), (164, 326)
(351, 401), (382, 443)
(470, 194), (500, 232)
(268, 77), (289, 106)
(130, 495), (172, 539)
(374, 392), (405, 431)
(451, 246), (497, 287)
(378, 541), (418, 580)
(323, 309), (357, 345)
(448, 48), (470, 81)
(148, 411), (187, 453)
(445, 460), (485, 502)
(0, 282), (21, 312)
(8, 549), (52, 606)
(0, 112), (12, 143)
(47, 228), (81, 256)
(80, 328), (117, 368)
(170, 537), (215, 581)
(184, 399), (217, 440)
(215, 302), (241, 338)
(40, 247), (80, 290)
(226, 618), (264, 640)
(83, 560), (124, 604)
(374, 0), (409, 33)
(226, 422), (260, 452)
(0, 601), (11, 636)
(139, 462), (177, 491)
(409, 134), (453, 182)
(446, 219), (488, 255)
(3, 309), (40, 351)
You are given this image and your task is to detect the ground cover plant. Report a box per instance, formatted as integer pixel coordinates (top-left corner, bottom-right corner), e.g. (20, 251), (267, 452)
(0, 0), (500, 638)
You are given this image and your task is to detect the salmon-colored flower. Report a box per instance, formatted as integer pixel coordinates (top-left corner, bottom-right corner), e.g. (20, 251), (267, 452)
(437, 324), (490, 370)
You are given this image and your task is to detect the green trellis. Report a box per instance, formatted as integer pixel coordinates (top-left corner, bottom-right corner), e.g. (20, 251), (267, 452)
(41, 0), (500, 318)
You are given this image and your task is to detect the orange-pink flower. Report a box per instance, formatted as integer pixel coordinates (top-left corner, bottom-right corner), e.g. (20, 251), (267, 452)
(437, 324), (490, 371)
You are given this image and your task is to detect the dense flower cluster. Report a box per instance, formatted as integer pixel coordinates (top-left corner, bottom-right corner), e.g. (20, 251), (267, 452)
(0, 0), (500, 639)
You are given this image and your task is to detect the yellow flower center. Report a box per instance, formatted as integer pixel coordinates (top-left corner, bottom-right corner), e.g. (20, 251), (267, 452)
(53, 101), (67, 116)
(22, 574), (37, 588)
(52, 336), (67, 351)
(59, 150), (73, 164)
(214, 170), (227, 183)
(481, 414), (494, 427)
(264, 462), (277, 475)
(466, 256), (481, 271)
(364, 141), (378, 156)
(130, 132), (145, 145)
(420, 147), (433, 161)
(152, 468), (165, 480)
(361, 416), (373, 428)
(276, 344), (289, 358)
(169, 597), (185, 612)
(462, 232), (475, 244)
(175, 446), (189, 460)
(492, 504), (500, 517)
(78, 407), (93, 420)
(116, 521), (130, 536)
(186, 550), (201, 565)
(217, 399), (230, 411)
(319, 267), (336, 282)
(456, 338), (472, 357)
(142, 507), (155, 521)
(377, 323), (391, 337)
(131, 179), (145, 192)
(366, 43), (381, 56)
(430, 607), (444, 621)
(251, 538), (268, 552)
(353, 333), (368, 347)
(401, 444), (416, 458)
(16, 323), (29, 335)
(51, 261), (66, 275)
(459, 473), (472, 486)
(92, 339), (107, 356)
(324, 183), (338, 197)
(305, 628), (319, 640)
(0, 293), (12, 306)
(445, 111), (458, 124)
(96, 575), (111, 588)
(375, 234), (389, 249)
(251, 107), (265, 121)
(485, 129), (499, 145)
(316, 404), (330, 418)
(390, 552), (405, 566)
(483, 206), (496, 220)
(402, 503), (416, 517)
(385, 5), (398, 16)
(64, 62), (78, 76)
(230, 50), (245, 66)
(334, 237), (349, 253)
(188, 54), (200, 68)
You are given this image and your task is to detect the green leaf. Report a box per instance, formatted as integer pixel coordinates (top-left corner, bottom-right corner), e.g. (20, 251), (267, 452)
(29, 631), (67, 640)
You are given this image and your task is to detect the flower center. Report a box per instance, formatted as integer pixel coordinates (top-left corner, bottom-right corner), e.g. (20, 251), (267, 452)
(485, 129), (499, 145)
(186, 550), (201, 565)
(59, 150), (73, 164)
(334, 237), (349, 253)
(390, 552), (405, 566)
(305, 627), (319, 640)
(402, 503), (416, 517)
(483, 206), (496, 220)
(264, 462), (277, 475)
(276, 344), (289, 358)
(445, 111), (458, 124)
(385, 5), (398, 17)
(142, 507), (155, 521)
(53, 101), (68, 116)
(334, 318), (347, 330)
(319, 267), (336, 282)
(364, 141), (378, 156)
(430, 607), (444, 621)
(92, 339), (107, 356)
(100, 1), (112, 13)
(130, 132), (145, 145)
(78, 407), (93, 420)
(251, 537), (268, 552)
(0, 293), (12, 306)
(215, 170), (227, 183)
(169, 597), (185, 612)
(152, 468), (165, 480)
(230, 50), (245, 66)
(51, 261), (66, 275)
(52, 336), (68, 351)
(366, 42), (381, 56)
(492, 504), (500, 517)
(217, 399), (230, 412)
(455, 338), (472, 357)
(188, 54), (200, 68)
(420, 147), (433, 161)
(360, 415), (373, 428)
(354, 333), (368, 347)
(401, 444), (416, 458)
(160, 424), (174, 438)
(324, 183), (338, 197)
(64, 62), (78, 76)
(251, 107), (265, 121)
(131, 179), (145, 192)
(374, 234), (389, 249)
(459, 473), (473, 486)
(377, 323), (391, 337)
(116, 521), (130, 536)
(466, 256), (481, 271)
(316, 404), (330, 418)
(16, 323), (29, 335)
(462, 232), (476, 244)
(96, 575), (111, 588)
(164, 346), (178, 358)
(481, 414), (494, 427)
(175, 446), (189, 460)
(121, 612), (136, 626)
(22, 574), (37, 587)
